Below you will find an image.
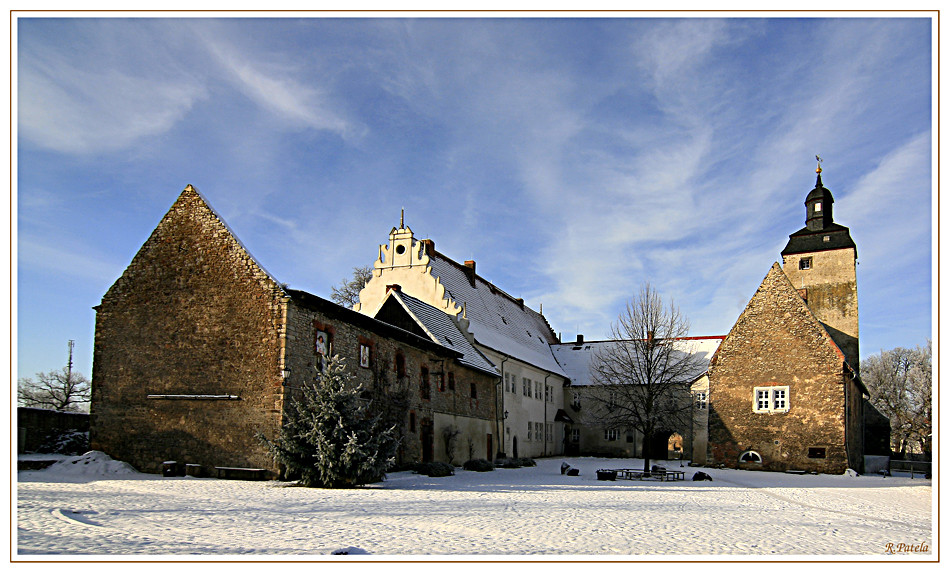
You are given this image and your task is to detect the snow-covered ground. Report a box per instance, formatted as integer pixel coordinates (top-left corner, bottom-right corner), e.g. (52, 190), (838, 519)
(16, 452), (933, 559)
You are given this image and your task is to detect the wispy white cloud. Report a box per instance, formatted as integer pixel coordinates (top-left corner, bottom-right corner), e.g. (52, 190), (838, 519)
(18, 236), (123, 284)
(836, 131), (932, 262)
(18, 49), (205, 155)
(198, 31), (362, 141)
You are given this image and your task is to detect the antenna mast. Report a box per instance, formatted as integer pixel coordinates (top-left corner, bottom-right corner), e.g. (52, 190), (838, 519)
(67, 339), (75, 382)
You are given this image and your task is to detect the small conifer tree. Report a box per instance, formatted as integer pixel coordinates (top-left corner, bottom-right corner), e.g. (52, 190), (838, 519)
(261, 356), (399, 488)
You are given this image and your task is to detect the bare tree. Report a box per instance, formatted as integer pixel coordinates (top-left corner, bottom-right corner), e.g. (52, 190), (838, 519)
(862, 341), (932, 458)
(330, 265), (374, 308)
(442, 425), (461, 465)
(19, 340), (90, 412)
(589, 284), (706, 473)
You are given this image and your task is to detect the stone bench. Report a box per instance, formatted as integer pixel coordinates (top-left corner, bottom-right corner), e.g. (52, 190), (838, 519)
(215, 466), (267, 481)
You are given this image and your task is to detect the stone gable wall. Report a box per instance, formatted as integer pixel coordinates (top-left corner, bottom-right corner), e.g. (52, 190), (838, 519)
(708, 265), (852, 473)
(90, 189), (287, 476)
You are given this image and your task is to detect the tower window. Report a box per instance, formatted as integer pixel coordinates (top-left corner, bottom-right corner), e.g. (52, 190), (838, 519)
(814, 202), (822, 212)
(799, 257), (812, 270)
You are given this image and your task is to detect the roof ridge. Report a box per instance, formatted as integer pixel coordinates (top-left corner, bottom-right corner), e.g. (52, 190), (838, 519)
(429, 248), (539, 312)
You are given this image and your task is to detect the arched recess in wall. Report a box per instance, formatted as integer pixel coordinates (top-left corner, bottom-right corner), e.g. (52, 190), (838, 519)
(739, 450), (762, 463)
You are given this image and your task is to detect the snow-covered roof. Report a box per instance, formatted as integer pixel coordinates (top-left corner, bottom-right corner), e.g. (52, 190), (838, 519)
(384, 290), (499, 377)
(427, 253), (567, 377)
(551, 336), (724, 386)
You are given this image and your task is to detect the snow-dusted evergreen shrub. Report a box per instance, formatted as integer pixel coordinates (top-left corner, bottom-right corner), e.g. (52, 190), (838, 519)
(463, 458), (494, 472)
(36, 430), (89, 455)
(260, 356), (398, 488)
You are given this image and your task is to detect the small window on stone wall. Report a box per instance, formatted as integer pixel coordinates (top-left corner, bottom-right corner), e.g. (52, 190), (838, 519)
(359, 344), (371, 368)
(808, 447), (827, 459)
(448, 372), (455, 391)
(470, 383), (477, 399)
(409, 412), (416, 433)
(420, 367), (430, 400)
(799, 257), (812, 270)
(315, 330), (330, 356)
(395, 353), (406, 378)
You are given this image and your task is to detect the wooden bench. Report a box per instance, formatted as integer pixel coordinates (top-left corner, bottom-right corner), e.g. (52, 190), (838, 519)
(215, 466), (267, 481)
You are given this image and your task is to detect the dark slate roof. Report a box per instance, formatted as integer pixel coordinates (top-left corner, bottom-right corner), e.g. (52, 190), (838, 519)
(286, 289), (461, 359)
(382, 290), (500, 377)
(781, 223), (857, 257)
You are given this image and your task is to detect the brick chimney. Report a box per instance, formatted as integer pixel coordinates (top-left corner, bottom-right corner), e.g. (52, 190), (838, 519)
(576, 334), (584, 345)
(464, 260), (476, 288)
(421, 239), (436, 257)
(386, 284), (402, 293)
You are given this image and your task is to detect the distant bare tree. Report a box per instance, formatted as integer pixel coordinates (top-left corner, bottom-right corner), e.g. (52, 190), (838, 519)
(589, 284), (706, 473)
(18, 370), (91, 412)
(862, 341), (932, 458)
(330, 265), (374, 307)
(18, 340), (91, 412)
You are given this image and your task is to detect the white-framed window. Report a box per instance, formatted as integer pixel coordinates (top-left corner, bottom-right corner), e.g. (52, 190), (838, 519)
(695, 391), (707, 410)
(526, 421), (532, 441)
(753, 386), (790, 413)
(814, 202), (822, 212)
(604, 429), (619, 442)
(545, 423), (553, 442)
(535, 381), (541, 400)
(535, 422), (543, 441)
(799, 257), (812, 270)
(570, 428), (580, 443)
(572, 392), (581, 409)
(523, 378), (530, 397)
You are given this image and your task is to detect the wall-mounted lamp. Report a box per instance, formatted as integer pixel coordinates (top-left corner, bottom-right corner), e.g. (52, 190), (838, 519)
(504, 410), (509, 419)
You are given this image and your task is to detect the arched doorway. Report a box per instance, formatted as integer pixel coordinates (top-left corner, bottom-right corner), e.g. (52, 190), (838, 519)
(667, 433), (684, 460)
(648, 431), (679, 461)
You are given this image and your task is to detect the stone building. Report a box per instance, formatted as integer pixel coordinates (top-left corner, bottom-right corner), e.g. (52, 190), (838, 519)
(91, 165), (881, 477)
(707, 170), (868, 473)
(551, 336), (722, 463)
(354, 221), (571, 459)
(90, 186), (498, 476)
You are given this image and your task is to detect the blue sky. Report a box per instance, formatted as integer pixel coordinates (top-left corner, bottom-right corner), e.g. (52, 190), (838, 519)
(15, 16), (934, 382)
